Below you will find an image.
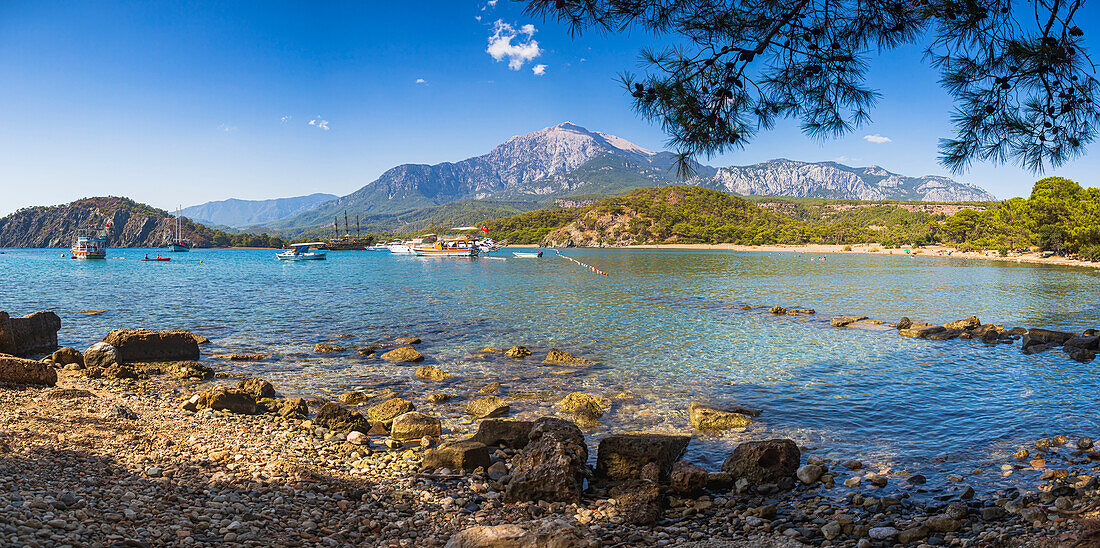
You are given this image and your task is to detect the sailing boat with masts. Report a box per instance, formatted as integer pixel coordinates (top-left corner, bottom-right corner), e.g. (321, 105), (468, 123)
(167, 206), (192, 252)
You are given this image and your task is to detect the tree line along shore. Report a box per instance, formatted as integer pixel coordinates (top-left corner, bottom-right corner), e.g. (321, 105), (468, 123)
(1, 306), (1100, 546)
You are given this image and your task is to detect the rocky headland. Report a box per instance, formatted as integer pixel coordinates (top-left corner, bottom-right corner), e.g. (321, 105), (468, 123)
(0, 197), (212, 248)
(1, 310), (1098, 547)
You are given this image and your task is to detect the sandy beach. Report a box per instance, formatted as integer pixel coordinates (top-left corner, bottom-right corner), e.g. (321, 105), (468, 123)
(625, 243), (1100, 270)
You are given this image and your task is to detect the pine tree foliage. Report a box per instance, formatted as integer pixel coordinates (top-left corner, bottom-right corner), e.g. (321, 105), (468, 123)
(524, 0), (1099, 174)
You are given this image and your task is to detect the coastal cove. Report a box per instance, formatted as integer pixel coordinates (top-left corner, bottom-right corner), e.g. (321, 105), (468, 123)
(4, 246), (1100, 493)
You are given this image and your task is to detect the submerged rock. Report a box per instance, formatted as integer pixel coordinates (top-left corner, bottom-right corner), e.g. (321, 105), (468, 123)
(787, 308), (815, 315)
(543, 349), (594, 365)
(83, 342), (119, 368)
(721, 439), (801, 484)
(466, 396), (509, 418)
(558, 392), (610, 415)
(422, 440), (491, 472)
(769, 306), (787, 315)
(0, 355), (58, 386)
(415, 365), (451, 380)
(688, 401), (758, 432)
(392, 337), (421, 346)
(831, 316), (868, 327)
(504, 418), (588, 503)
(899, 325), (946, 338)
(595, 433), (690, 481)
(478, 381), (502, 394)
(381, 346), (424, 363)
(427, 393), (452, 403)
(235, 377), (275, 399)
(504, 345), (531, 359)
(339, 391), (372, 405)
(312, 342), (345, 354)
(102, 328), (200, 363)
(572, 405), (603, 429)
(228, 353), (267, 361)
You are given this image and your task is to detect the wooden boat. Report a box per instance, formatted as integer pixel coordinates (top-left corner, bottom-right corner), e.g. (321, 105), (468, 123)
(167, 207), (191, 252)
(512, 251), (543, 258)
(277, 242), (327, 261)
(412, 235), (478, 257)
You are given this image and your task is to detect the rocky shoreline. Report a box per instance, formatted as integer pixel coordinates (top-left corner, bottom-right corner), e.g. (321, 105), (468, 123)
(2, 320), (1099, 546)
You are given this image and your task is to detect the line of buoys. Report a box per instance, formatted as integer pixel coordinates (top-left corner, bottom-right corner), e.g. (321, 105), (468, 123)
(555, 250), (609, 276)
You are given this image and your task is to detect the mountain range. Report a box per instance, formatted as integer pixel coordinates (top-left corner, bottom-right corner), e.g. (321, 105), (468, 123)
(245, 123), (992, 235)
(179, 193), (336, 228)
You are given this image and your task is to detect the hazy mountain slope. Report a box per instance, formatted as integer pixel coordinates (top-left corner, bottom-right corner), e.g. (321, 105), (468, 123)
(180, 193), (336, 228)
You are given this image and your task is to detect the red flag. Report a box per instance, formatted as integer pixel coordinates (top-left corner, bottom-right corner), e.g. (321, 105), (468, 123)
(481, 224), (489, 233)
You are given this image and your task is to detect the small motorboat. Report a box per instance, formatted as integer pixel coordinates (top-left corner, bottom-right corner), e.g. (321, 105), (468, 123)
(512, 251), (543, 258)
(277, 242), (327, 261)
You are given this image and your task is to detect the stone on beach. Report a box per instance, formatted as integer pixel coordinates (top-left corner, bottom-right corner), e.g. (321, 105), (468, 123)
(422, 440), (491, 472)
(45, 388), (95, 400)
(368, 397), (416, 423)
(51, 347), (83, 367)
(389, 411), (442, 440)
(670, 460), (709, 494)
(0, 355), (58, 386)
(166, 361), (214, 381)
(185, 387), (257, 414)
(609, 481), (665, 526)
(796, 464), (826, 484)
(381, 346), (424, 362)
(471, 419), (534, 449)
(235, 377), (275, 399)
(595, 433), (690, 481)
(0, 310), (61, 356)
(504, 345), (531, 359)
(466, 396), (509, 418)
(830, 316), (868, 327)
(721, 439), (801, 484)
(415, 365), (450, 380)
(102, 328), (200, 363)
(315, 402), (372, 432)
(504, 417), (588, 503)
(270, 397), (308, 419)
(688, 401), (758, 432)
(83, 342), (119, 368)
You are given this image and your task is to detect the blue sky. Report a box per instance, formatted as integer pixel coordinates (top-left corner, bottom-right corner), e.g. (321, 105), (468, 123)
(1, 0), (1099, 216)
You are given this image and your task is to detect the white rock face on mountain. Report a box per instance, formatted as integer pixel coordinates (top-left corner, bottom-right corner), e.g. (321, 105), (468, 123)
(700, 159), (995, 201)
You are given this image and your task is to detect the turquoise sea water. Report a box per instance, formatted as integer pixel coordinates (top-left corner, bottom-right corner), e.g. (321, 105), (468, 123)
(3, 247), (1100, 494)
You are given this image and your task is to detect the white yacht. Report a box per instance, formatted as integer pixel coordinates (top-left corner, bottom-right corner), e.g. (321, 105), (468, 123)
(277, 242), (327, 261)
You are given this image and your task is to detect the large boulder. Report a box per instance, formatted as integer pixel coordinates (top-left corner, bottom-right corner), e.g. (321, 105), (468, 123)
(235, 377), (275, 399)
(470, 419), (534, 449)
(51, 347), (84, 367)
(944, 316), (981, 330)
(390, 411), (442, 440)
(1022, 328), (1076, 350)
(368, 397), (416, 423)
(689, 401), (759, 432)
(84, 342), (119, 368)
(0, 355), (58, 386)
(0, 311), (61, 356)
(721, 439), (801, 484)
(102, 329), (200, 363)
(670, 460), (708, 494)
(594, 433), (691, 481)
(504, 418), (589, 503)
(316, 402), (372, 432)
(184, 387), (257, 414)
(466, 396), (509, 418)
(422, 440), (492, 472)
(270, 397), (309, 419)
(381, 346), (424, 363)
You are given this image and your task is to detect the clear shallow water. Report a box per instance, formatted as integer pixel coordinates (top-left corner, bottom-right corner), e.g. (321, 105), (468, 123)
(3, 247), (1100, 495)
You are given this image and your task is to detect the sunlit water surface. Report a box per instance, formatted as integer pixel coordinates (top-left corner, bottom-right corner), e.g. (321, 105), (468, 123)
(3, 247), (1099, 496)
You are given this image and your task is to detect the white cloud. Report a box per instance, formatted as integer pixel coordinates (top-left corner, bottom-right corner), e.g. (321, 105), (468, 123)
(487, 0), (498, 6)
(415, 78), (426, 85)
(309, 116), (330, 130)
(280, 115), (291, 123)
(835, 156), (862, 163)
(217, 123), (236, 132)
(863, 134), (891, 144)
(532, 64), (547, 76)
(486, 20), (542, 71)
(475, 15), (481, 21)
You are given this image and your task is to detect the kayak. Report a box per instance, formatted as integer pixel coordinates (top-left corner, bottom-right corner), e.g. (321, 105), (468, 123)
(141, 257), (171, 262)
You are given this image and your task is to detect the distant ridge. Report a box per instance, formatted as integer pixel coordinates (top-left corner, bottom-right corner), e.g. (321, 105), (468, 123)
(180, 193), (336, 228)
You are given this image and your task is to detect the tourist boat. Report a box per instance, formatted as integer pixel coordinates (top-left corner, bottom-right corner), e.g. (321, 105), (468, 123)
(477, 238), (503, 254)
(277, 242), (327, 261)
(512, 251), (543, 258)
(167, 207), (191, 252)
(369, 242), (391, 251)
(412, 235), (478, 257)
(70, 221), (111, 260)
(386, 240), (413, 254)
